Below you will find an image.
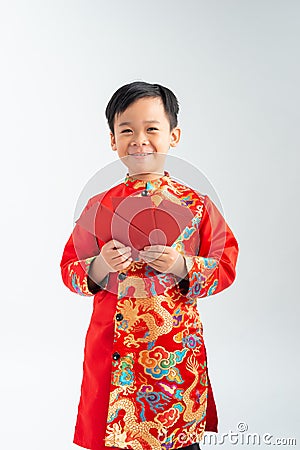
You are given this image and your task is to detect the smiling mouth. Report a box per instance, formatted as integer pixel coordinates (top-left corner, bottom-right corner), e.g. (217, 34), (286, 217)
(129, 153), (154, 157)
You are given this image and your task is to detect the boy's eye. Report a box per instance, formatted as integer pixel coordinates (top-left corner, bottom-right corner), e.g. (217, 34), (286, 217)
(120, 127), (158, 133)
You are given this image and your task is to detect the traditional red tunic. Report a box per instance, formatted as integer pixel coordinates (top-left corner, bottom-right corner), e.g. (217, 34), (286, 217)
(60, 170), (239, 450)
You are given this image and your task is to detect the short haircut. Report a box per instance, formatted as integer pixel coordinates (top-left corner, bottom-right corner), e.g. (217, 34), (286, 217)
(105, 81), (179, 135)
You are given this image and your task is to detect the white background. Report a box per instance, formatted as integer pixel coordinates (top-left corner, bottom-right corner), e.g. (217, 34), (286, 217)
(1, 1), (299, 449)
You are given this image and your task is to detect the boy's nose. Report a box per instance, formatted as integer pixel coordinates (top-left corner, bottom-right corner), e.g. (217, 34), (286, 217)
(129, 131), (150, 146)
(130, 138), (150, 147)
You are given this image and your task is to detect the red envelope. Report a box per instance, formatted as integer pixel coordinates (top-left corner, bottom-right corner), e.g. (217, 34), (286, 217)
(76, 196), (195, 259)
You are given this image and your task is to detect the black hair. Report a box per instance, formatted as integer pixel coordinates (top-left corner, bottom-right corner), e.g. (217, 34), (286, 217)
(105, 81), (179, 135)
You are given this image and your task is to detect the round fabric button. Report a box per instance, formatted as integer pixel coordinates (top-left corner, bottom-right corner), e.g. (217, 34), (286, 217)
(116, 313), (123, 321)
(141, 189), (148, 196)
(112, 352), (120, 361)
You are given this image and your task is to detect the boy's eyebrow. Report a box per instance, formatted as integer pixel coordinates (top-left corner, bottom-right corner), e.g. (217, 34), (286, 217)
(118, 120), (160, 127)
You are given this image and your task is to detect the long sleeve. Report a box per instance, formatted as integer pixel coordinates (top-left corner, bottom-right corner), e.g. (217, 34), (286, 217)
(60, 198), (109, 296)
(178, 194), (239, 300)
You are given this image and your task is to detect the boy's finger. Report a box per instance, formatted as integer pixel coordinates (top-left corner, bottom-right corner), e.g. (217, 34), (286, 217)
(114, 244), (131, 252)
(140, 250), (165, 258)
(110, 239), (127, 248)
(140, 252), (162, 261)
(110, 246), (131, 257)
(143, 245), (167, 252)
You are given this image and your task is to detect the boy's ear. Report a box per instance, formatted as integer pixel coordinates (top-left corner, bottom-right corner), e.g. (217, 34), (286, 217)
(110, 132), (117, 151)
(170, 127), (181, 147)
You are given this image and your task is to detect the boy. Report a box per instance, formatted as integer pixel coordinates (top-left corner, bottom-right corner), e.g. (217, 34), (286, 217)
(60, 81), (239, 450)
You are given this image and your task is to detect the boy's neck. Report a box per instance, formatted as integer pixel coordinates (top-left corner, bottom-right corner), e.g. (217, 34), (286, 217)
(127, 171), (165, 181)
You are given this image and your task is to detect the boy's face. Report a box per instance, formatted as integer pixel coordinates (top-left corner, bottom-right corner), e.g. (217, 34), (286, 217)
(110, 97), (181, 180)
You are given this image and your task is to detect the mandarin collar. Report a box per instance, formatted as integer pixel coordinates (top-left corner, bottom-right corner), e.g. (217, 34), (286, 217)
(124, 170), (171, 190)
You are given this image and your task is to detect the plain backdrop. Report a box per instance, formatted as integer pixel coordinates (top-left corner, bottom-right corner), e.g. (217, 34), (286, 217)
(1, 1), (299, 449)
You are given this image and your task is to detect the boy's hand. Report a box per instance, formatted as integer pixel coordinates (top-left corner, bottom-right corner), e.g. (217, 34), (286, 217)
(100, 239), (132, 272)
(139, 245), (188, 279)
